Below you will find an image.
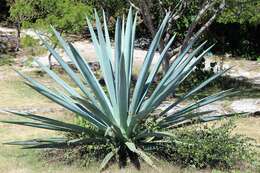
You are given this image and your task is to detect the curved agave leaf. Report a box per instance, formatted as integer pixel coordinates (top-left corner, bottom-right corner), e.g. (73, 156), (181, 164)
(158, 68), (231, 116)
(37, 33), (97, 104)
(142, 41), (208, 112)
(133, 34), (177, 115)
(68, 43), (114, 118)
(129, 12), (171, 115)
(166, 112), (248, 129)
(24, 82), (107, 130)
(102, 10), (113, 64)
(159, 89), (239, 128)
(125, 142), (158, 170)
(1, 110), (98, 136)
(5, 137), (106, 149)
(135, 131), (176, 140)
(35, 59), (81, 98)
(100, 148), (119, 171)
(94, 10), (117, 107)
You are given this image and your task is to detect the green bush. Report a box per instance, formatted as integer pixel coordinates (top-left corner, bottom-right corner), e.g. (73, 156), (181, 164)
(10, 0), (92, 34)
(64, 117), (258, 171)
(20, 35), (46, 56)
(20, 35), (39, 48)
(154, 120), (257, 170)
(57, 115), (112, 166)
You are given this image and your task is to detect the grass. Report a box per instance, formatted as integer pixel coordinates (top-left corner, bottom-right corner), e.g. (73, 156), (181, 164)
(234, 117), (260, 143)
(0, 53), (15, 66)
(0, 65), (259, 173)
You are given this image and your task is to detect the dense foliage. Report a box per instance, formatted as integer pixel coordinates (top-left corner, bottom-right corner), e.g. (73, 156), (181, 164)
(49, 118), (257, 170)
(158, 120), (256, 169)
(131, 0), (260, 59)
(9, 0), (92, 33)
(212, 0), (260, 59)
(218, 0), (260, 25)
(85, 0), (128, 18)
(1, 0), (259, 58)
(1, 9), (240, 171)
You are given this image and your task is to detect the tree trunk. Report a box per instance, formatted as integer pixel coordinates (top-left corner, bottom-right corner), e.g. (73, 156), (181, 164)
(138, 0), (172, 74)
(162, 52), (170, 73)
(138, 0), (156, 36)
(48, 43), (58, 70)
(48, 30), (63, 69)
(15, 21), (21, 52)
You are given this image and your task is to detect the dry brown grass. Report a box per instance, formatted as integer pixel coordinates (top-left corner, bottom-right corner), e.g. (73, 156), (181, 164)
(234, 117), (260, 144)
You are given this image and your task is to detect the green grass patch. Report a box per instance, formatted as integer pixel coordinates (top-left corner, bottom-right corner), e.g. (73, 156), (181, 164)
(0, 54), (15, 66)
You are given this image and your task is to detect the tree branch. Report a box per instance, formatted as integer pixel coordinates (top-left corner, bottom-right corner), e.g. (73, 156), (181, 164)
(138, 0), (156, 36)
(181, 0), (218, 51)
(184, 0), (226, 48)
(127, 0), (140, 11)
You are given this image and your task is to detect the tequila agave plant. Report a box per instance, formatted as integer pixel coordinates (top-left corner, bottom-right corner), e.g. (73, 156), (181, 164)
(1, 8), (238, 171)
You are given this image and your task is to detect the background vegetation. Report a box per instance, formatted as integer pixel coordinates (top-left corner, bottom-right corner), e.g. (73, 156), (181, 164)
(0, 0), (259, 59)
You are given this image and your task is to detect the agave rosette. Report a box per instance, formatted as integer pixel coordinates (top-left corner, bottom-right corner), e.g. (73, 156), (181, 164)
(1, 8), (239, 170)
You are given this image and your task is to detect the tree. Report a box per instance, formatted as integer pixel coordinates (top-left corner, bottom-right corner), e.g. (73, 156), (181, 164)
(9, 0), (92, 67)
(128, 0), (226, 73)
(83, 0), (128, 19)
(214, 0), (260, 58)
(218, 0), (260, 25)
(9, 0), (92, 33)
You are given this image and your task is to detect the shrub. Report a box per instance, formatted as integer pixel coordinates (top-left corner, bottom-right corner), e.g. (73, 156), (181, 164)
(20, 35), (46, 57)
(154, 120), (257, 170)
(61, 117), (258, 171)
(20, 35), (39, 48)
(9, 0), (92, 34)
(56, 116), (113, 166)
(1, 8), (240, 171)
